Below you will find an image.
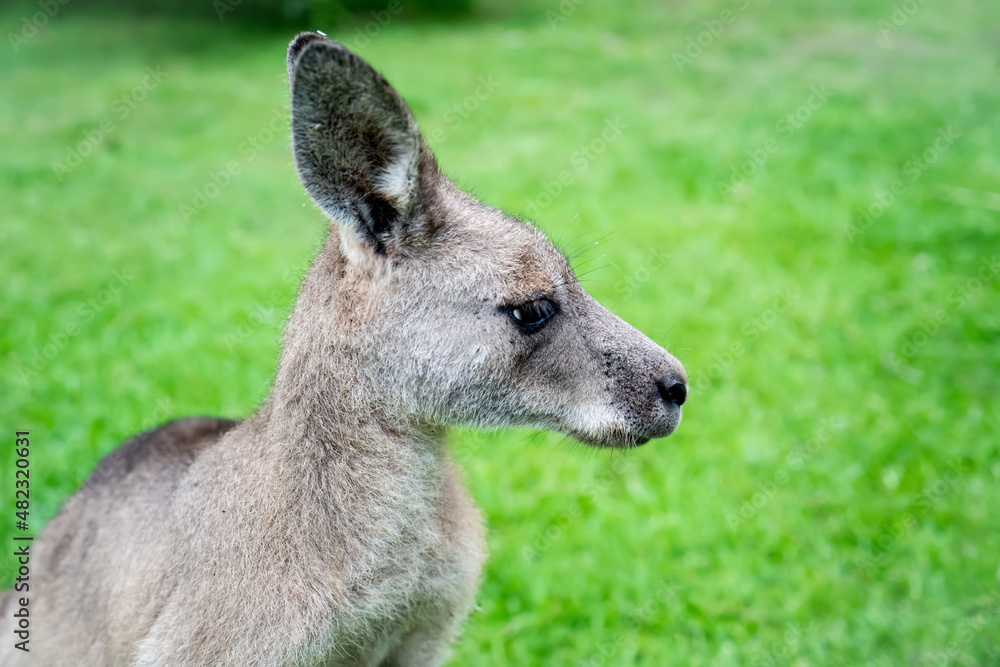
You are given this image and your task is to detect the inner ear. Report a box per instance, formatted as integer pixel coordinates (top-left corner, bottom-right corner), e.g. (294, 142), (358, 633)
(288, 33), (427, 255)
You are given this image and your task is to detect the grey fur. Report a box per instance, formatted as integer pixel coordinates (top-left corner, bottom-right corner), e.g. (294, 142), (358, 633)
(1, 33), (687, 666)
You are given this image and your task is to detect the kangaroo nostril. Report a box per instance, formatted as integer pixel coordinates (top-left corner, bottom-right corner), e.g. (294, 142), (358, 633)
(657, 379), (687, 407)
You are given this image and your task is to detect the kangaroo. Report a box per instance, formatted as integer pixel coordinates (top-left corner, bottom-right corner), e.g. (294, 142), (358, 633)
(1, 32), (688, 666)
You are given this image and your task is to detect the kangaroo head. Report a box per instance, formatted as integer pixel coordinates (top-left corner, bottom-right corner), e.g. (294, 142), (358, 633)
(283, 32), (687, 448)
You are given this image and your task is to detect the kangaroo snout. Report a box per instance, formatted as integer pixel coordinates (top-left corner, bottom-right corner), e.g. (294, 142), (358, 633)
(652, 362), (688, 439)
(658, 375), (688, 407)
(554, 300), (687, 448)
(656, 350), (689, 410)
(633, 358), (687, 443)
(625, 367), (686, 444)
(656, 348), (689, 414)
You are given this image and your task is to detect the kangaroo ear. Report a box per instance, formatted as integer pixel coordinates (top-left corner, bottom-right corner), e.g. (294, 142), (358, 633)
(288, 32), (432, 255)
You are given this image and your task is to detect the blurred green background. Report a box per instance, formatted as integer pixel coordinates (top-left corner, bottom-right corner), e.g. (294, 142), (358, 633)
(2, 0), (999, 664)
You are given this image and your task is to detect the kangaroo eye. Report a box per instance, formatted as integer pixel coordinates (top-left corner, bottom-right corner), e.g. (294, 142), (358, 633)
(508, 298), (557, 332)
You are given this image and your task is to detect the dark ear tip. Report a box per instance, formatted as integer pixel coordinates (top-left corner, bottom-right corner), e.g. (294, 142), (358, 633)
(288, 31), (326, 62)
(287, 32), (362, 84)
(287, 32), (338, 80)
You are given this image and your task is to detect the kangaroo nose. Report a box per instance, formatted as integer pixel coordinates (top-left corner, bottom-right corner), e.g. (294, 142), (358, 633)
(657, 377), (687, 407)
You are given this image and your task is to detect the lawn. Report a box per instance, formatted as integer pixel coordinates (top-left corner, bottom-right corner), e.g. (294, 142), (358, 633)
(2, 0), (999, 664)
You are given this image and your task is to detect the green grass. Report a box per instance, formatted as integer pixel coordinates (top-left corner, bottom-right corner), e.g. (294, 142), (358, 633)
(2, 1), (999, 664)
